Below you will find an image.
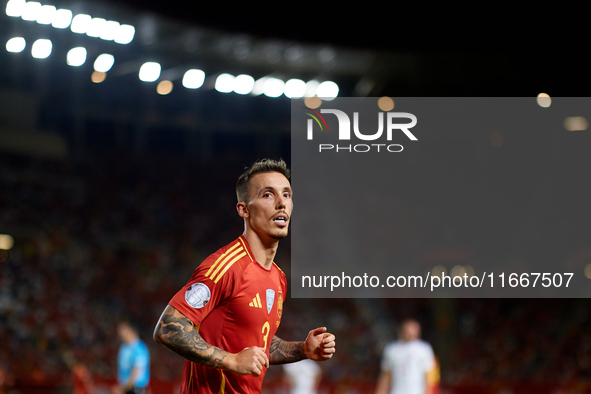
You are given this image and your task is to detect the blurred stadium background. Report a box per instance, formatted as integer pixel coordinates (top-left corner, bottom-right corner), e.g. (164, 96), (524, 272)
(2, 1), (591, 393)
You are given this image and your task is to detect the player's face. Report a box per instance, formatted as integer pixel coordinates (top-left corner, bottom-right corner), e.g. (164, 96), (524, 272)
(400, 321), (420, 341)
(241, 171), (293, 241)
(117, 324), (132, 343)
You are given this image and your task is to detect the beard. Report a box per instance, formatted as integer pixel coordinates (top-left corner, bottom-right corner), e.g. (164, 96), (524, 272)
(269, 228), (289, 240)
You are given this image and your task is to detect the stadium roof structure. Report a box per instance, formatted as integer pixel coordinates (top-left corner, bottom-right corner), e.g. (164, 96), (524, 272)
(1, 0), (588, 160)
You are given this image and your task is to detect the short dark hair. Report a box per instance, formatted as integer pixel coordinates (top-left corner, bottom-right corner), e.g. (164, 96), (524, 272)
(236, 158), (290, 203)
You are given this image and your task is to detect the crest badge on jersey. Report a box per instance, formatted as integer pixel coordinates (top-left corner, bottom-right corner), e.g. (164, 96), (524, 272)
(277, 290), (283, 318)
(185, 283), (210, 308)
(266, 289), (275, 314)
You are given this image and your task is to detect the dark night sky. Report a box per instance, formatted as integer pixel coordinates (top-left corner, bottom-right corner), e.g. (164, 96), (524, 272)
(102, 1), (589, 97)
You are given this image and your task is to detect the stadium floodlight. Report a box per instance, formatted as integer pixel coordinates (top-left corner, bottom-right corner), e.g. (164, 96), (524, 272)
(564, 116), (589, 131)
(21, 1), (41, 21)
(51, 8), (72, 28)
(305, 80), (319, 97)
(0, 234), (14, 250)
(182, 69), (205, 89)
(251, 77), (267, 96)
(66, 47), (87, 66)
(114, 24), (135, 44)
(31, 38), (52, 59)
(91, 71), (106, 83)
(86, 17), (106, 38)
(214, 73), (235, 93)
(156, 80), (173, 95)
(263, 77), (285, 98)
(284, 78), (306, 99)
(6, 37), (26, 53)
(36, 4), (56, 24)
(233, 74), (255, 95)
(6, 0), (26, 17)
(71, 14), (91, 34)
(93, 53), (114, 72)
(99, 20), (120, 41)
(316, 81), (339, 100)
(139, 62), (161, 82)
(537, 93), (551, 108)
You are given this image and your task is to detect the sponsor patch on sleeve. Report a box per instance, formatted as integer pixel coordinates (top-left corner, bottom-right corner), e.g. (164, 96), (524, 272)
(185, 283), (211, 308)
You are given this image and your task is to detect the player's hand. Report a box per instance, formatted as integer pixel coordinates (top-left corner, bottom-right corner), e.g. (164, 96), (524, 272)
(229, 346), (269, 376)
(303, 327), (336, 361)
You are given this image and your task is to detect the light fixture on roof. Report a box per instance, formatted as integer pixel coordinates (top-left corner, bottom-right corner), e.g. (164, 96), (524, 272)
(284, 79), (306, 99)
(316, 81), (339, 100)
(70, 13), (91, 34)
(182, 69), (205, 89)
(6, 37), (26, 53)
(21, 0), (41, 21)
(233, 74), (255, 95)
(305, 80), (319, 97)
(139, 62), (161, 82)
(36, 4), (55, 24)
(5, 0), (26, 17)
(51, 8), (72, 28)
(157, 80), (173, 95)
(86, 17), (106, 38)
(537, 93), (551, 108)
(31, 38), (52, 59)
(93, 53), (115, 72)
(0, 234), (14, 250)
(113, 24), (135, 44)
(66, 47), (86, 66)
(100, 20), (120, 41)
(215, 73), (235, 93)
(263, 77), (284, 98)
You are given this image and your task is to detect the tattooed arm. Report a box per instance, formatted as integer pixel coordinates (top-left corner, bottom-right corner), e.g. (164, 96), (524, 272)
(269, 327), (336, 365)
(269, 337), (306, 364)
(153, 305), (269, 376)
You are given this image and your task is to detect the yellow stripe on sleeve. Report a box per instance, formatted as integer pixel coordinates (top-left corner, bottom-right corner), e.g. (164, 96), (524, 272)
(213, 251), (246, 283)
(207, 247), (244, 280)
(205, 242), (241, 277)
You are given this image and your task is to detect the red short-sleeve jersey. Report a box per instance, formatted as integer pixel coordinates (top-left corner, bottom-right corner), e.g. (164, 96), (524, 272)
(168, 235), (287, 394)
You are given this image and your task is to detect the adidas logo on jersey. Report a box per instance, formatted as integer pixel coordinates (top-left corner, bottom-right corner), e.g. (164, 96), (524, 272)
(249, 293), (263, 308)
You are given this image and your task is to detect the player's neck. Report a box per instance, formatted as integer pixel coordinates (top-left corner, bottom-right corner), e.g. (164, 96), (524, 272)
(243, 230), (279, 270)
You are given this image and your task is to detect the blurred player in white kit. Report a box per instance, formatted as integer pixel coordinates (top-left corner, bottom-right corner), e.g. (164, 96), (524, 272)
(374, 319), (436, 394)
(282, 359), (321, 394)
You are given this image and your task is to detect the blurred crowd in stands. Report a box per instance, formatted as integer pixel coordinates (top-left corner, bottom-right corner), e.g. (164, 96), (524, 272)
(2, 152), (591, 393)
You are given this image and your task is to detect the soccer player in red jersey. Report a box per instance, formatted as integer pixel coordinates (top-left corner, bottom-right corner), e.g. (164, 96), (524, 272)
(153, 159), (336, 394)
